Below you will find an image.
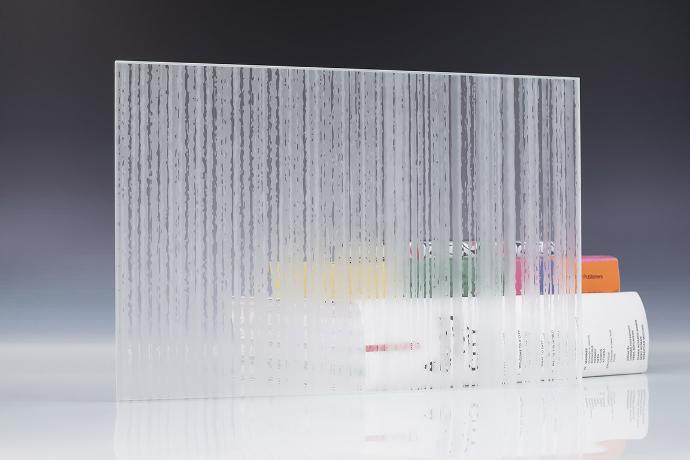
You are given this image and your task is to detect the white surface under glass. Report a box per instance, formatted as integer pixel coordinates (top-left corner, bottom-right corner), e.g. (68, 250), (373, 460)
(1, 340), (688, 459)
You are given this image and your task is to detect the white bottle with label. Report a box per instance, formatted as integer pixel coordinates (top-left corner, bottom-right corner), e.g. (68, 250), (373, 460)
(581, 291), (649, 377)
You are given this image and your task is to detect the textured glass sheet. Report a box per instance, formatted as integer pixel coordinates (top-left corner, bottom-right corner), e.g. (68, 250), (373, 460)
(115, 62), (581, 400)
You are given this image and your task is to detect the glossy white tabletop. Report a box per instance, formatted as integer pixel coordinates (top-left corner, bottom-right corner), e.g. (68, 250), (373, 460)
(1, 340), (688, 459)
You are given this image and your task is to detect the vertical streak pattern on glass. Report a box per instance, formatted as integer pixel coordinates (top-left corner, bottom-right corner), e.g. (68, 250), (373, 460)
(115, 63), (581, 400)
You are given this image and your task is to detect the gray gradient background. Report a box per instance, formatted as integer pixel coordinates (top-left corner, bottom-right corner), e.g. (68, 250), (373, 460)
(1, 2), (688, 343)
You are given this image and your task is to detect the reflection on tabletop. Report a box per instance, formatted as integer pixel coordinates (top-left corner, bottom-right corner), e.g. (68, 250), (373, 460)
(113, 373), (648, 459)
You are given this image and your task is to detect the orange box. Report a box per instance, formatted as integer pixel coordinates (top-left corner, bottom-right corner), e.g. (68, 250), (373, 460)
(582, 255), (620, 293)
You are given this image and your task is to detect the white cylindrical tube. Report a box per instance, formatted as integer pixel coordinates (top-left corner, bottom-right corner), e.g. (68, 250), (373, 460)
(581, 292), (649, 377)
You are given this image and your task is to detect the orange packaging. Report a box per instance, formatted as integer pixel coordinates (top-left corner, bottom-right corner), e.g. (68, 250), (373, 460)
(582, 255), (620, 293)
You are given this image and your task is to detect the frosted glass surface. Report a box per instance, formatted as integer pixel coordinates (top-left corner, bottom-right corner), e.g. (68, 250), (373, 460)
(115, 62), (581, 400)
